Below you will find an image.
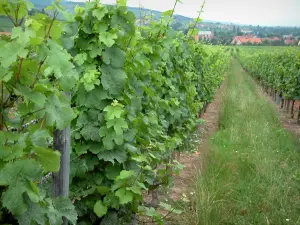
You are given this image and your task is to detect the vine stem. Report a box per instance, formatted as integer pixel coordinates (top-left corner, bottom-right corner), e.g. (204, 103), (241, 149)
(156, 0), (179, 40)
(189, 0), (206, 39)
(3, 7), (18, 27)
(166, 0), (179, 28)
(139, 0), (142, 27)
(0, 81), (3, 131)
(16, 58), (24, 82)
(45, 11), (59, 39)
(31, 57), (47, 88)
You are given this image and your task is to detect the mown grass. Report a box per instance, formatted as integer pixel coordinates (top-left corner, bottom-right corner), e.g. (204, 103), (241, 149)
(184, 59), (300, 225)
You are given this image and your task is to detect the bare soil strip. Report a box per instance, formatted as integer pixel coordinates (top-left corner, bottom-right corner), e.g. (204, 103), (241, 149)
(263, 94), (300, 138)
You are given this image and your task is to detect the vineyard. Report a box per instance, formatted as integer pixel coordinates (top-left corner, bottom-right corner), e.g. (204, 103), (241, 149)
(237, 47), (300, 122)
(0, 0), (229, 224)
(184, 58), (300, 225)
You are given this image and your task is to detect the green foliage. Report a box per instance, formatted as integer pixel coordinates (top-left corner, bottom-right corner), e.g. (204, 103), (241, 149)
(0, 0), (229, 224)
(0, 1), (77, 224)
(238, 48), (300, 99)
(69, 1), (229, 224)
(185, 60), (300, 225)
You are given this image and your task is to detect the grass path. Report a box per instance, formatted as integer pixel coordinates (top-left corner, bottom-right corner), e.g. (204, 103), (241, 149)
(186, 59), (300, 225)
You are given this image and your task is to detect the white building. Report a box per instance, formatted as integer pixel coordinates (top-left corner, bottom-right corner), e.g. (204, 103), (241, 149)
(283, 34), (294, 39)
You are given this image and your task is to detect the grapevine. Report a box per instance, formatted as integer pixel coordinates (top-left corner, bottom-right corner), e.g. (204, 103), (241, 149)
(0, 0), (229, 224)
(237, 48), (300, 101)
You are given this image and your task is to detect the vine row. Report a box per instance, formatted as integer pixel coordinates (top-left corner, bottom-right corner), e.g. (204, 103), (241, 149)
(0, 0), (229, 224)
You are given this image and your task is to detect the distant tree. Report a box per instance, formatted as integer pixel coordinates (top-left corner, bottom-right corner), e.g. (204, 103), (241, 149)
(29, 8), (46, 15)
(272, 40), (284, 46)
(237, 31), (243, 36)
(171, 21), (184, 31)
(262, 40), (271, 46)
(183, 28), (189, 35)
(211, 38), (218, 45)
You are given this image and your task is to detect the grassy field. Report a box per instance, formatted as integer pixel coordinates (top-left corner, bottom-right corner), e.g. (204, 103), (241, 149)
(184, 59), (300, 225)
(229, 45), (300, 55)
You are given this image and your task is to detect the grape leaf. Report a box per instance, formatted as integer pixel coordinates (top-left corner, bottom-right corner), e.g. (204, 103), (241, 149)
(0, 159), (43, 215)
(47, 197), (77, 225)
(102, 135), (115, 150)
(92, 6), (108, 20)
(104, 105), (123, 120)
(84, 87), (110, 110)
(81, 70), (101, 92)
(101, 65), (127, 96)
(102, 46), (126, 68)
(44, 93), (75, 130)
(15, 84), (46, 107)
(107, 118), (128, 135)
(30, 129), (52, 148)
(0, 66), (13, 82)
(99, 31), (117, 47)
(16, 197), (47, 225)
(0, 159), (42, 185)
(116, 170), (134, 180)
(74, 53), (87, 66)
(94, 200), (108, 218)
(117, 0), (127, 6)
(97, 149), (127, 164)
(43, 40), (78, 90)
(100, 211), (119, 225)
(115, 188), (133, 204)
(34, 146), (61, 172)
(105, 164), (122, 180)
(11, 27), (34, 44)
(0, 41), (28, 68)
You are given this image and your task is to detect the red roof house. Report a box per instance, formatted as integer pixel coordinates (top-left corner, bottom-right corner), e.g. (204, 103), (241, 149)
(284, 39), (296, 45)
(232, 36), (262, 45)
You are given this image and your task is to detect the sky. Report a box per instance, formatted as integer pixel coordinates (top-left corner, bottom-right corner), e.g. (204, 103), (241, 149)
(70, 0), (300, 27)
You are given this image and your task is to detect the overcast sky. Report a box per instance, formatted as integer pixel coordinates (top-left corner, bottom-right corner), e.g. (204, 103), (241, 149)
(70, 0), (300, 26)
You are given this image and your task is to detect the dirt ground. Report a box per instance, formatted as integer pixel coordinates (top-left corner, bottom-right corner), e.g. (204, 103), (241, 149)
(266, 96), (300, 138)
(241, 67), (300, 139)
(249, 78), (300, 138)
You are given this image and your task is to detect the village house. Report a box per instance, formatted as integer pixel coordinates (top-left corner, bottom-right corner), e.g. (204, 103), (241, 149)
(284, 39), (297, 45)
(283, 34), (294, 39)
(241, 30), (252, 34)
(195, 30), (214, 41)
(231, 36), (262, 45)
(262, 37), (280, 41)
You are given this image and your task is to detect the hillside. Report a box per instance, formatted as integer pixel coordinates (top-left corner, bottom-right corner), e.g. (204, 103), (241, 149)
(0, 0), (193, 32)
(31, 0), (193, 22)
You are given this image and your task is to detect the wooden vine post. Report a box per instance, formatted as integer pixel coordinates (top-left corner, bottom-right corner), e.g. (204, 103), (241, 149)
(0, 81), (3, 131)
(52, 94), (71, 225)
(291, 100), (295, 118)
(298, 105), (300, 125)
(286, 100), (290, 113)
